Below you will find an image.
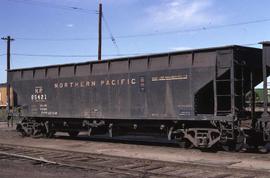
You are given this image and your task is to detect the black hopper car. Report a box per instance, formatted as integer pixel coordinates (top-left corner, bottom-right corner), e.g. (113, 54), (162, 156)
(10, 42), (270, 151)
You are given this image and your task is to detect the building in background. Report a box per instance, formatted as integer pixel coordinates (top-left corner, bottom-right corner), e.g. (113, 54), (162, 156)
(0, 83), (13, 109)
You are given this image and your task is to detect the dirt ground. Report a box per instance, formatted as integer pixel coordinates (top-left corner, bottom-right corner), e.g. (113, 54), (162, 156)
(0, 159), (87, 178)
(1, 124), (270, 173)
(0, 158), (115, 178)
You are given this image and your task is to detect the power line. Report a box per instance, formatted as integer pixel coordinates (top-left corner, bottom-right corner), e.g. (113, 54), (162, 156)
(14, 17), (270, 42)
(13, 53), (96, 58)
(7, 0), (97, 13)
(114, 18), (270, 39)
(8, 42), (262, 59)
(11, 53), (148, 58)
(16, 37), (98, 41)
(102, 13), (120, 55)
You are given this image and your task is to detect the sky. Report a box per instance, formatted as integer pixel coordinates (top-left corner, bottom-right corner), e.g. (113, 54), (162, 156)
(1, 0), (270, 84)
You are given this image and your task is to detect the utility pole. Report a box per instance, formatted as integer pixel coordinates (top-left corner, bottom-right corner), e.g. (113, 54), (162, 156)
(1, 36), (14, 127)
(98, 1), (102, 61)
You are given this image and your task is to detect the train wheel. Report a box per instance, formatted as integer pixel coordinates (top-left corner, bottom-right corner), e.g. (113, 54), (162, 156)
(222, 145), (233, 151)
(18, 129), (28, 137)
(258, 143), (270, 153)
(68, 131), (79, 137)
(45, 131), (56, 138)
(16, 124), (27, 137)
(235, 143), (248, 152)
(176, 139), (194, 149)
(221, 141), (235, 152)
(221, 142), (246, 152)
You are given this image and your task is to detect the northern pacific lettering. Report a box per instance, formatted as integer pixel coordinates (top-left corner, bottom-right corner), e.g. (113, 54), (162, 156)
(54, 78), (136, 89)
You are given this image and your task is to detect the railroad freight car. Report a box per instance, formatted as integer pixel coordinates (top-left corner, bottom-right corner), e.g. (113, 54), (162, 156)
(10, 44), (270, 150)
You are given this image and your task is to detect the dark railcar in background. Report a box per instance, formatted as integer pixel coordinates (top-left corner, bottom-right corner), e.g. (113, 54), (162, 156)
(10, 45), (265, 149)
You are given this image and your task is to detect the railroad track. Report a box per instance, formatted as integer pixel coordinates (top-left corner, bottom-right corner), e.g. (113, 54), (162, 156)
(0, 143), (268, 178)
